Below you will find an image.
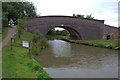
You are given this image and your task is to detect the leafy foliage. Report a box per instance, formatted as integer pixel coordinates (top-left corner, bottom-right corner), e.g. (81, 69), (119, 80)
(47, 29), (70, 39)
(86, 14), (94, 19)
(73, 14), (94, 19)
(33, 30), (43, 43)
(73, 14), (84, 18)
(32, 30), (48, 55)
(2, 2), (37, 34)
(18, 19), (25, 29)
(2, 2), (37, 20)
(2, 12), (8, 33)
(47, 29), (70, 36)
(17, 19), (25, 38)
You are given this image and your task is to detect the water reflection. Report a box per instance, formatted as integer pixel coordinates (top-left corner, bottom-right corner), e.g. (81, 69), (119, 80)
(49, 40), (71, 57)
(35, 40), (118, 78)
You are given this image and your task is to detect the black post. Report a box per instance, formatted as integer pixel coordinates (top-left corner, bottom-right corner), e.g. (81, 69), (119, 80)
(14, 33), (16, 44)
(11, 38), (13, 50)
(14, 38), (15, 44)
(29, 40), (32, 59)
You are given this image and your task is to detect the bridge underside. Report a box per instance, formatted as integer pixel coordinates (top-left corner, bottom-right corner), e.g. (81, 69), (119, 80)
(60, 27), (81, 39)
(47, 26), (82, 39)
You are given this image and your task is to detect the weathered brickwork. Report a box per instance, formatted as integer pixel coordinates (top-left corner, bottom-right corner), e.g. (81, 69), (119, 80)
(25, 16), (105, 40)
(103, 25), (118, 40)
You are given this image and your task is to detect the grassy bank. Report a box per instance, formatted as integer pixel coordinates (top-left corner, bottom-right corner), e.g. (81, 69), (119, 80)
(0, 37), (2, 42)
(75, 40), (119, 49)
(46, 34), (119, 49)
(46, 35), (70, 40)
(2, 27), (9, 41)
(62, 39), (119, 50)
(0, 27), (9, 42)
(2, 30), (52, 79)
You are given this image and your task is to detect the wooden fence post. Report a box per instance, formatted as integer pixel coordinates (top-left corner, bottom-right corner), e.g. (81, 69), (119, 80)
(11, 37), (13, 50)
(14, 33), (16, 44)
(29, 40), (32, 59)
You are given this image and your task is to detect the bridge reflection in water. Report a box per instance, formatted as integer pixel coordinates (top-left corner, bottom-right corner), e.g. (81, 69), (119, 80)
(35, 40), (118, 78)
(49, 40), (71, 57)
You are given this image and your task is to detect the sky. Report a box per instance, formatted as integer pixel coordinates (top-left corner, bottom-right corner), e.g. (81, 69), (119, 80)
(27, 0), (119, 27)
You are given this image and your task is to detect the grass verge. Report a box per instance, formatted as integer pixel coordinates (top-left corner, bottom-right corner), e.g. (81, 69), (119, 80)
(76, 40), (119, 49)
(2, 30), (52, 79)
(2, 27), (9, 41)
(0, 37), (2, 42)
(46, 35), (70, 40)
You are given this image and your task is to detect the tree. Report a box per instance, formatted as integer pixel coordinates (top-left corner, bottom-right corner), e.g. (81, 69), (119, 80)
(2, 12), (8, 33)
(2, 2), (37, 34)
(73, 14), (75, 17)
(9, 2), (37, 19)
(2, 2), (37, 24)
(73, 14), (84, 18)
(61, 30), (70, 36)
(86, 14), (94, 19)
(73, 14), (94, 19)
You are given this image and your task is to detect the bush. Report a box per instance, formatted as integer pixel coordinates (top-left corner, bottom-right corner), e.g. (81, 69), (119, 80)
(32, 30), (48, 55)
(33, 64), (40, 71)
(33, 30), (43, 43)
(17, 19), (25, 29)
(32, 45), (41, 55)
(26, 59), (52, 78)
(40, 38), (48, 48)
(17, 19), (25, 38)
(17, 26), (22, 38)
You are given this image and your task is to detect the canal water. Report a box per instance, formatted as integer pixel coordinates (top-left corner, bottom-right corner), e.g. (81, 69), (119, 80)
(35, 40), (118, 78)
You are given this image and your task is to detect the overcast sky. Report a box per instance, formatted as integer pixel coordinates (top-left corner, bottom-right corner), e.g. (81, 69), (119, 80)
(27, 0), (119, 27)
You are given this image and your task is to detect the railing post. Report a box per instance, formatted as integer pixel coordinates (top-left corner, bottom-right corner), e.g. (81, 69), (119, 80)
(29, 40), (32, 59)
(14, 33), (16, 44)
(11, 37), (13, 50)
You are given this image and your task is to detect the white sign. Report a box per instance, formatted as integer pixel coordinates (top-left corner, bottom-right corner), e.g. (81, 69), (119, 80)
(22, 40), (29, 48)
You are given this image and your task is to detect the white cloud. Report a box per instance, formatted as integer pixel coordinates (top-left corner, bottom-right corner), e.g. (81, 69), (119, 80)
(28, 0), (119, 27)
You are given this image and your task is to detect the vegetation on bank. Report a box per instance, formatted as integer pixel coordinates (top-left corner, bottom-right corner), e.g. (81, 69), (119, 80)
(75, 40), (119, 49)
(61, 38), (119, 50)
(2, 29), (51, 78)
(0, 37), (2, 42)
(2, 1), (51, 79)
(32, 30), (48, 55)
(2, 27), (8, 40)
(2, 19), (51, 78)
(0, 27), (9, 42)
(46, 35), (70, 40)
(46, 28), (119, 50)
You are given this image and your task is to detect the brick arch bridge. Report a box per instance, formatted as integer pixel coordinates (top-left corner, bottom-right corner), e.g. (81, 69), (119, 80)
(25, 16), (104, 40)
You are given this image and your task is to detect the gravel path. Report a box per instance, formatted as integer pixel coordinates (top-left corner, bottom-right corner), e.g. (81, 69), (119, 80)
(0, 26), (16, 50)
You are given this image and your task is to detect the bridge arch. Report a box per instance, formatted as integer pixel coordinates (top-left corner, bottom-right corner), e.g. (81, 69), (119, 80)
(25, 16), (104, 40)
(46, 26), (82, 39)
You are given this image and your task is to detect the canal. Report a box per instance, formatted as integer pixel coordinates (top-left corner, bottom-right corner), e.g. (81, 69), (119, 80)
(35, 40), (118, 78)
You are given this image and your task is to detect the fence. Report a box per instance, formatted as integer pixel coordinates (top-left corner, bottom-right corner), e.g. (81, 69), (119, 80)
(10, 31), (32, 59)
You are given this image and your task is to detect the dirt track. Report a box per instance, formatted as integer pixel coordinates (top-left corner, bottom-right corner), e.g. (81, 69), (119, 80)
(0, 26), (16, 49)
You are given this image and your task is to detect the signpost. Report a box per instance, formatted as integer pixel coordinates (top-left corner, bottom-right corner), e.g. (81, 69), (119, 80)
(22, 40), (32, 59)
(11, 35), (32, 59)
(22, 40), (29, 48)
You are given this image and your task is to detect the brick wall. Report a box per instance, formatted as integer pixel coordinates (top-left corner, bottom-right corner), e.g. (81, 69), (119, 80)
(103, 25), (118, 40)
(25, 16), (105, 40)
